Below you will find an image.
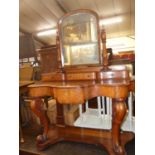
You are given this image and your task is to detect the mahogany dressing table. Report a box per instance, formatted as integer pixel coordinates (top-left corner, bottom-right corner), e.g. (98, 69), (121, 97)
(28, 9), (135, 155)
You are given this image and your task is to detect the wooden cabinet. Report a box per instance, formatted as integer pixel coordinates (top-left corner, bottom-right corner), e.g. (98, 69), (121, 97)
(39, 46), (58, 73)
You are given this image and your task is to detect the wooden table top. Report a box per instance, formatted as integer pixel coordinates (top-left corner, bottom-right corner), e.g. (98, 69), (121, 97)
(28, 79), (132, 89)
(19, 80), (34, 88)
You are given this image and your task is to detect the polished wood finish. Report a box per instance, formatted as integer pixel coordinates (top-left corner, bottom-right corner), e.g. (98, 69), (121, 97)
(28, 76), (134, 155)
(112, 98), (127, 155)
(28, 9), (135, 155)
(101, 29), (108, 69)
(34, 125), (134, 154)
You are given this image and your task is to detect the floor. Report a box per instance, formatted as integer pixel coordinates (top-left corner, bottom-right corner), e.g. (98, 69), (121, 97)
(19, 124), (135, 155)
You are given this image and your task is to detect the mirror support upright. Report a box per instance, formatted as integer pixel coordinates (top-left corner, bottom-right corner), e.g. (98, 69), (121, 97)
(101, 29), (109, 71)
(56, 31), (64, 73)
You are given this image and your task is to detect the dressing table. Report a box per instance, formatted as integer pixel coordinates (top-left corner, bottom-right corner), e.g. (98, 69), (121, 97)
(28, 9), (135, 155)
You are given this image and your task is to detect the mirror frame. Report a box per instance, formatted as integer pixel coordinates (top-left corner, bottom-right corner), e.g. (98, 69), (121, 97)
(57, 9), (101, 67)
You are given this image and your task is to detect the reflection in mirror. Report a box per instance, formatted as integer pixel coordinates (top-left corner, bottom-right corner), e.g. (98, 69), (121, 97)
(59, 11), (100, 66)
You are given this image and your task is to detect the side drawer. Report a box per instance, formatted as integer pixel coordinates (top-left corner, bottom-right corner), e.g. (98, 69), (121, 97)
(41, 73), (65, 81)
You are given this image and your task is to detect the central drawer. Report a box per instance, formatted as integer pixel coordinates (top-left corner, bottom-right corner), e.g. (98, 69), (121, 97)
(66, 72), (96, 80)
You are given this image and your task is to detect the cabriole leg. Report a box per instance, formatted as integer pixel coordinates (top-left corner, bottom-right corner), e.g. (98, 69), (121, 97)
(112, 98), (127, 155)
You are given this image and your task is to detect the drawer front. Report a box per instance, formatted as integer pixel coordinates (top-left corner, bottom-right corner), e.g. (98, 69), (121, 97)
(41, 73), (65, 81)
(66, 72), (96, 80)
(97, 70), (129, 80)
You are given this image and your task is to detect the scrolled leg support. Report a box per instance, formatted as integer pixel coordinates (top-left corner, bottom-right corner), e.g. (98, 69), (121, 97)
(30, 98), (49, 145)
(112, 98), (127, 155)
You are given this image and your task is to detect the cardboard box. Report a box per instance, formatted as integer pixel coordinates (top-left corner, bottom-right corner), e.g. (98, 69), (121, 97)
(64, 105), (79, 126)
(47, 99), (57, 124)
(28, 99), (80, 126)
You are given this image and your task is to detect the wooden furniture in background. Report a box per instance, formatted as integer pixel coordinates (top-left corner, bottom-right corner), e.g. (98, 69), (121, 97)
(19, 65), (34, 81)
(19, 65), (35, 143)
(28, 9), (135, 155)
(110, 51), (135, 75)
(19, 80), (34, 143)
(38, 46), (58, 74)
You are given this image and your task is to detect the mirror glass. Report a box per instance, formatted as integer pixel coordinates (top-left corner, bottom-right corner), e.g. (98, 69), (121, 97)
(60, 12), (100, 66)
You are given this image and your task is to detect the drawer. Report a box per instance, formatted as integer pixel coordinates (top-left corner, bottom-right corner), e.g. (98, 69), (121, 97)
(97, 70), (129, 80)
(66, 72), (96, 80)
(41, 73), (65, 81)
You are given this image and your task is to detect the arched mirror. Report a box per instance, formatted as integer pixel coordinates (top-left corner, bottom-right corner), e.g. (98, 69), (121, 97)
(58, 9), (101, 66)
